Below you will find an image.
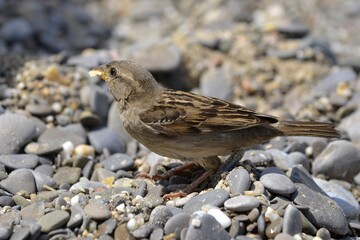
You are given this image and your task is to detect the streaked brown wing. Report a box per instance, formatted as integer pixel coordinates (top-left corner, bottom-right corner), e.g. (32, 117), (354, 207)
(139, 90), (278, 138)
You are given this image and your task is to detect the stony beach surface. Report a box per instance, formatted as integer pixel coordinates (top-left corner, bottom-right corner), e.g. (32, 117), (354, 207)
(0, 0), (360, 239)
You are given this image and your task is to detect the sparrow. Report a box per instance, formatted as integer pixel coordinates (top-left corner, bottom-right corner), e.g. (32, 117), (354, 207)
(89, 61), (339, 193)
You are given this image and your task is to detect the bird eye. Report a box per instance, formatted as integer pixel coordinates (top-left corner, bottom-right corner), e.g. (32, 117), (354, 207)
(109, 67), (117, 77)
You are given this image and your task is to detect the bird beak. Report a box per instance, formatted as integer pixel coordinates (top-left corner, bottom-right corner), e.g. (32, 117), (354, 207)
(89, 66), (107, 81)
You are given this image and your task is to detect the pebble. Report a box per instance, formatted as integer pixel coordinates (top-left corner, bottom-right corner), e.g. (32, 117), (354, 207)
(24, 142), (63, 155)
(88, 128), (126, 154)
(0, 154), (39, 170)
(20, 202), (45, 221)
(91, 168), (116, 182)
(313, 140), (360, 181)
(34, 164), (54, 177)
(314, 178), (360, 219)
(260, 172), (296, 195)
(184, 211), (230, 240)
(339, 109), (360, 145)
(102, 153), (134, 171)
(84, 202), (111, 221)
(288, 152), (310, 171)
(89, 85), (109, 119)
(25, 103), (53, 116)
(282, 204), (302, 235)
(226, 168), (251, 195)
(316, 228), (331, 240)
(289, 166), (326, 194)
(1, 17), (34, 42)
(38, 128), (86, 149)
(207, 207), (232, 228)
(10, 226), (31, 240)
(183, 189), (229, 214)
(293, 183), (349, 235)
(53, 167), (81, 185)
(0, 196), (14, 207)
(37, 210), (70, 233)
(0, 113), (37, 154)
(277, 23), (309, 38)
(224, 196), (260, 212)
(0, 222), (11, 240)
(97, 218), (117, 236)
(67, 205), (84, 228)
(31, 170), (57, 191)
(200, 67), (233, 101)
(0, 169), (36, 194)
(164, 213), (191, 237)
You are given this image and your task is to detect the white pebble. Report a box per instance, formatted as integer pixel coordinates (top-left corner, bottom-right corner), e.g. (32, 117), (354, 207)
(265, 207), (280, 222)
(62, 141), (74, 154)
(191, 218), (202, 228)
(70, 195), (79, 205)
(207, 208), (231, 228)
(127, 218), (138, 231)
(116, 203), (125, 212)
(51, 102), (62, 113)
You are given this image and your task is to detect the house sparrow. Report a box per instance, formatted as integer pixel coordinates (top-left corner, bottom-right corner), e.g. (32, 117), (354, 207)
(90, 61), (339, 193)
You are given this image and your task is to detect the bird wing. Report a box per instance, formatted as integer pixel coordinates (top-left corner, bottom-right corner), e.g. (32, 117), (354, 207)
(139, 90), (278, 138)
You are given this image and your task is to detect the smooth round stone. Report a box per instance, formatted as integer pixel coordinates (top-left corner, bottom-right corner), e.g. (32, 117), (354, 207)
(266, 149), (293, 170)
(114, 224), (132, 240)
(224, 196), (260, 212)
(98, 218), (117, 236)
(11, 226), (31, 240)
(0, 196), (14, 207)
(38, 128), (85, 148)
(90, 168), (116, 182)
(207, 207), (231, 228)
(226, 168), (251, 195)
(31, 170), (56, 191)
(102, 153), (134, 171)
(340, 110), (360, 145)
(34, 164), (54, 177)
(79, 111), (102, 128)
(260, 173), (296, 195)
(0, 169), (36, 194)
(289, 166), (325, 194)
(88, 128), (126, 154)
(89, 85), (109, 119)
(283, 204), (302, 235)
(84, 203), (111, 221)
(53, 167), (81, 185)
(69, 180), (107, 193)
(316, 228), (331, 240)
(0, 154), (39, 170)
(200, 67), (233, 101)
(19, 202), (45, 221)
(0, 113), (37, 154)
(184, 212), (230, 240)
(164, 213), (191, 236)
(25, 142), (63, 155)
(288, 152), (310, 171)
(313, 140), (360, 181)
(58, 123), (87, 140)
(293, 183), (349, 235)
(315, 178), (360, 219)
(26, 103), (53, 116)
(37, 210), (70, 233)
(0, 223), (11, 240)
(183, 189), (229, 214)
(150, 228), (163, 240)
(67, 205), (84, 228)
(277, 23), (309, 38)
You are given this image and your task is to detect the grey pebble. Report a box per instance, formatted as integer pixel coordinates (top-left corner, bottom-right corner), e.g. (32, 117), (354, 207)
(67, 205), (84, 228)
(288, 152), (310, 171)
(13, 195), (31, 208)
(10, 226), (30, 240)
(184, 211), (230, 240)
(340, 109), (360, 145)
(266, 149), (293, 170)
(24, 142), (62, 155)
(58, 123), (87, 140)
(200, 67), (233, 101)
(84, 202), (111, 221)
(0, 154), (39, 170)
(316, 228), (331, 240)
(98, 218), (117, 236)
(289, 166), (325, 194)
(38, 128), (85, 148)
(102, 153), (134, 171)
(282, 204), (302, 235)
(0, 196), (14, 207)
(293, 183), (349, 235)
(0, 222), (12, 240)
(150, 228), (163, 240)
(183, 189), (229, 214)
(164, 213), (191, 237)
(313, 140), (360, 181)
(70, 180), (107, 193)
(226, 168), (251, 195)
(224, 195), (260, 212)
(0, 113), (36, 154)
(31, 170), (56, 191)
(37, 210), (70, 233)
(88, 128), (126, 154)
(89, 85), (109, 119)
(260, 172), (296, 195)
(53, 167), (81, 185)
(91, 168), (116, 182)
(1, 17), (33, 42)
(274, 233), (296, 240)
(55, 197), (67, 210)
(20, 202), (45, 221)
(315, 178), (360, 219)
(26, 103), (53, 116)
(34, 164), (54, 177)
(242, 150), (272, 165)
(0, 168), (36, 194)
(277, 22), (309, 38)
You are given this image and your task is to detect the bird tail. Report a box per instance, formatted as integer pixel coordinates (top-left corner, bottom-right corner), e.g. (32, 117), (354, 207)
(274, 121), (340, 138)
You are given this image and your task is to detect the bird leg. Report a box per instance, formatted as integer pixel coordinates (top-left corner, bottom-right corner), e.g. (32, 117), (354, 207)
(153, 162), (196, 181)
(210, 149), (244, 187)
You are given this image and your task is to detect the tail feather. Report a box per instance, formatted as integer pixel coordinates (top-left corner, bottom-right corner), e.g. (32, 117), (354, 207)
(274, 121), (340, 138)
